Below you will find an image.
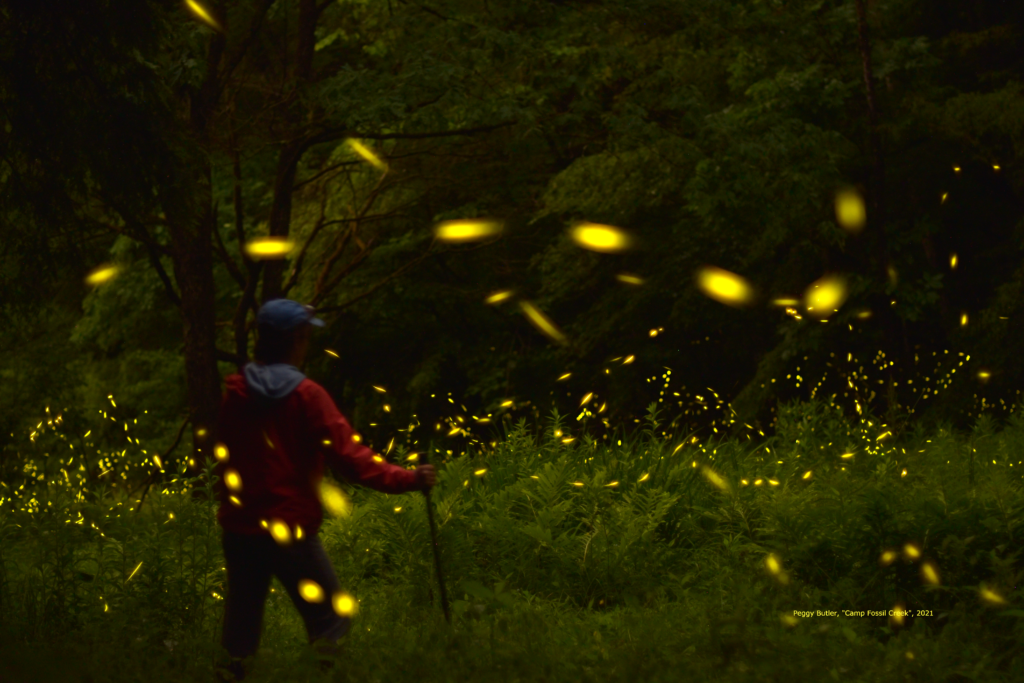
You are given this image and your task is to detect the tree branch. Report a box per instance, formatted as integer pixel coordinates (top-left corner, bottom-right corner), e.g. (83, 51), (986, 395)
(217, 0), (277, 105)
(315, 244), (435, 313)
(211, 200), (247, 289)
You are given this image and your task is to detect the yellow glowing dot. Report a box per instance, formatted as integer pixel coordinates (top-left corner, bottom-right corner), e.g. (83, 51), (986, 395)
(435, 219), (503, 243)
(270, 519), (292, 546)
(950, 253), (958, 270)
(890, 606), (905, 627)
(474, 468), (487, 476)
(880, 550), (897, 566)
(701, 466), (730, 492)
(802, 471), (812, 480)
(224, 469), (242, 492)
(623, 355), (635, 364)
(485, 290), (514, 304)
(295, 525), (304, 540)
(772, 298), (800, 307)
(993, 164), (1001, 171)
(780, 614), (799, 627)
(244, 237), (294, 260)
(214, 444), (229, 462)
(961, 312), (968, 327)
(570, 222), (633, 253)
(299, 579), (325, 603)
(696, 266), (754, 307)
(638, 473), (650, 483)
(572, 482), (584, 487)
(85, 264), (120, 286)
(941, 192), (949, 204)
(835, 188), (866, 233)
(754, 478), (763, 486)
(500, 400), (514, 408)
(333, 592), (358, 616)
(921, 562), (940, 586)
(346, 138), (387, 171)
(260, 519), (269, 530)
(352, 433), (362, 443)
(803, 274), (848, 319)
(904, 544), (920, 560)
(229, 495), (242, 507)
(320, 481), (351, 517)
(765, 554), (781, 574)
(978, 370), (990, 380)
(153, 455), (163, 469)
(372, 455), (384, 463)
(980, 586), (1006, 605)
(841, 452), (854, 459)
(195, 427), (207, 438)
(953, 166), (961, 173)
(615, 273), (645, 285)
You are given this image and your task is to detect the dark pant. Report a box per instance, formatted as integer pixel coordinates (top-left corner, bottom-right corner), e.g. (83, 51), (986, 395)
(217, 528), (351, 681)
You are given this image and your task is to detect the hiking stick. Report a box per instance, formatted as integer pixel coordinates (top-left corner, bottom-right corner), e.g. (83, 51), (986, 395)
(418, 447), (451, 623)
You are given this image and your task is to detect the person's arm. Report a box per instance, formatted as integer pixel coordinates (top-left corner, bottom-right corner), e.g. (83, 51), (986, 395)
(305, 384), (421, 493)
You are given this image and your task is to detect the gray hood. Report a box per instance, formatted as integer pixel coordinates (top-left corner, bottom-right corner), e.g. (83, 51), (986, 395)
(243, 363), (306, 403)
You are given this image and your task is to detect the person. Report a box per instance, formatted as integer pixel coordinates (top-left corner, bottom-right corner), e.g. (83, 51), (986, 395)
(213, 298), (437, 682)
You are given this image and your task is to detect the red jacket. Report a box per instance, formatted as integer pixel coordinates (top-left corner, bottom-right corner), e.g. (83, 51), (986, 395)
(215, 369), (420, 535)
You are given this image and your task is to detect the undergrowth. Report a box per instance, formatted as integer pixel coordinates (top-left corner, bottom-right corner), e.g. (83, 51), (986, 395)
(1, 400), (1023, 682)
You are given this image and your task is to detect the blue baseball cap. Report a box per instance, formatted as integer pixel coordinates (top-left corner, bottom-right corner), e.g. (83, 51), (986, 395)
(256, 299), (325, 332)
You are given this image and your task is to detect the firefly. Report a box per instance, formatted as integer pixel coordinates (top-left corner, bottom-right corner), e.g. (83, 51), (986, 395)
(333, 592), (359, 616)
(979, 586), (1006, 605)
(214, 444), (229, 462)
(435, 219), (502, 243)
(519, 300), (567, 345)
(485, 290), (514, 304)
(185, 0), (222, 31)
(701, 466), (730, 493)
(325, 349), (339, 358)
(961, 312), (968, 327)
(803, 274), (847, 319)
(903, 543), (920, 560)
(320, 481), (351, 517)
(880, 550), (897, 566)
(771, 298), (799, 307)
(299, 579), (325, 603)
(224, 469), (242, 492)
(570, 222), (633, 253)
(978, 370), (991, 381)
(835, 188), (866, 233)
(616, 273), (644, 285)
(270, 519), (292, 546)
(345, 138), (387, 171)
(85, 264), (120, 286)
(696, 266), (754, 307)
(921, 562), (940, 586)
(950, 253), (958, 270)
(244, 238), (294, 260)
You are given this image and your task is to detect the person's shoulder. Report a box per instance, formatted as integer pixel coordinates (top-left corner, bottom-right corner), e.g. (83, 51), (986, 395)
(294, 378), (333, 404)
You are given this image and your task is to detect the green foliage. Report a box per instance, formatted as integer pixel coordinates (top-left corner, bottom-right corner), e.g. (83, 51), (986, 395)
(3, 395), (1024, 680)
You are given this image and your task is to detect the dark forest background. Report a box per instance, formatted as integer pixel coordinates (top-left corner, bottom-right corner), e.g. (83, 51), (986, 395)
(2, 0), (1023, 483)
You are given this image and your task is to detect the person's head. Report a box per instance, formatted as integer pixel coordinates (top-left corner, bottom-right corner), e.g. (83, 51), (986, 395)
(253, 299), (325, 367)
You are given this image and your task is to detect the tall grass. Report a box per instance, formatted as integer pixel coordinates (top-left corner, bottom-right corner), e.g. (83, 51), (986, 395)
(1, 399), (1023, 682)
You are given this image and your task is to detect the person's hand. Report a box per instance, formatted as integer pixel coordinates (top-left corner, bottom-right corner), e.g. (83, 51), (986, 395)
(415, 464), (437, 490)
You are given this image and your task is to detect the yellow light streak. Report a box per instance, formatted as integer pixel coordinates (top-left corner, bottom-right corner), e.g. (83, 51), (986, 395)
(244, 237), (294, 260)
(519, 300), (567, 345)
(485, 290), (514, 304)
(950, 253), (958, 270)
(325, 349), (340, 358)
(696, 266), (754, 307)
(185, 0), (222, 31)
(435, 219), (502, 243)
(570, 222), (633, 253)
(214, 444), (229, 462)
(921, 562), (940, 586)
(346, 138), (387, 171)
(85, 264), (120, 286)
(615, 273), (644, 285)
(771, 298), (799, 307)
(579, 392), (593, 406)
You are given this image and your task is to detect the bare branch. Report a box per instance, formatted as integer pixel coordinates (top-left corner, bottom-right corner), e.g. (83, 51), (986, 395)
(217, 0), (277, 102)
(315, 243), (435, 314)
(212, 202), (247, 289)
